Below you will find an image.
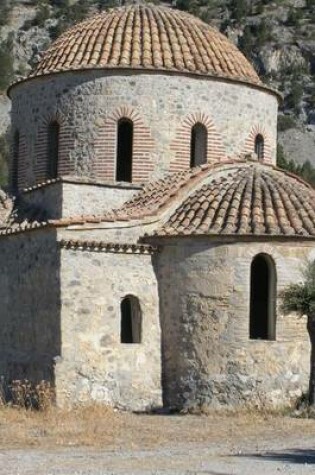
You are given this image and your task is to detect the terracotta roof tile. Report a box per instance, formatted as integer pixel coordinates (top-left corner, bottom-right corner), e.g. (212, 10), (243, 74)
(154, 164), (315, 238)
(59, 239), (157, 254)
(4, 161), (315, 241)
(110, 161), (234, 221)
(26, 5), (260, 85)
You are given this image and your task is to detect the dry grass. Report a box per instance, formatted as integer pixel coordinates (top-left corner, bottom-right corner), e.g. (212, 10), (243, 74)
(0, 405), (122, 448)
(0, 405), (314, 450)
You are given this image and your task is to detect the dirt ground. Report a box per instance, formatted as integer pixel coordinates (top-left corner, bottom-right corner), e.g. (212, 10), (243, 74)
(0, 406), (314, 474)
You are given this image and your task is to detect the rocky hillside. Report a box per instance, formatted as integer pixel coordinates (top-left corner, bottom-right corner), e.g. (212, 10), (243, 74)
(0, 0), (315, 185)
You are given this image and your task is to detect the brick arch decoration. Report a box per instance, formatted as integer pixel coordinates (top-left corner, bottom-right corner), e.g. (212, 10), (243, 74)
(242, 125), (272, 164)
(170, 113), (226, 172)
(34, 109), (75, 184)
(94, 106), (155, 183)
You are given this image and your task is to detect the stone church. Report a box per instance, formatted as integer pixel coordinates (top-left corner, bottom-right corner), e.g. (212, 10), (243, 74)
(0, 3), (315, 410)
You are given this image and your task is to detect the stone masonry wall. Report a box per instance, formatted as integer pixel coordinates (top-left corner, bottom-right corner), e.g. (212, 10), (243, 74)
(10, 71), (278, 189)
(55, 240), (162, 410)
(155, 238), (313, 410)
(0, 229), (60, 385)
(21, 180), (141, 219)
(0, 227), (162, 410)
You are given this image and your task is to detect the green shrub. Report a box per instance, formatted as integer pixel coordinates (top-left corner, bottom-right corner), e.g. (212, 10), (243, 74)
(97, 0), (121, 10)
(50, 0), (91, 39)
(0, 36), (14, 92)
(286, 7), (303, 27)
(0, 0), (13, 27)
(277, 115), (296, 132)
(277, 144), (315, 188)
(286, 80), (303, 116)
(239, 25), (255, 57)
(308, 92), (315, 108)
(230, 0), (249, 23)
(33, 0), (51, 27)
(49, 0), (69, 7)
(254, 2), (264, 15)
(255, 19), (274, 47)
(306, 0), (315, 10)
(299, 160), (315, 187)
(277, 143), (288, 169)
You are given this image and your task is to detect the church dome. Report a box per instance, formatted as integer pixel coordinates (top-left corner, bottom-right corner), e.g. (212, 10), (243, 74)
(157, 163), (315, 237)
(29, 4), (261, 85)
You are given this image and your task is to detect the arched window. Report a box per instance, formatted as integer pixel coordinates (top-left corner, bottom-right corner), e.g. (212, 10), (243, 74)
(190, 123), (208, 168)
(47, 121), (60, 179)
(12, 130), (19, 191)
(254, 134), (264, 161)
(120, 295), (142, 344)
(116, 118), (133, 182)
(250, 253), (276, 340)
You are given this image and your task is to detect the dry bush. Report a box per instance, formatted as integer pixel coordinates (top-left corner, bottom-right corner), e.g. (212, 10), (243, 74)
(9, 379), (55, 410)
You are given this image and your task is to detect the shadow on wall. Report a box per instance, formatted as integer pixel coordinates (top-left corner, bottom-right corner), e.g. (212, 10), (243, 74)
(237, 449), (315, 465)
(152, 250), (170, 408)
(0, 228), (61, 394)
(13, 183), (63, 221)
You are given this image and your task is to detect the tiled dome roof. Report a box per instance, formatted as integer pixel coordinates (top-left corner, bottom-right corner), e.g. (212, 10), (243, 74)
(29, 4), (261, 85)
(5, 162), (313, 240)
(154, 163), (315, 238)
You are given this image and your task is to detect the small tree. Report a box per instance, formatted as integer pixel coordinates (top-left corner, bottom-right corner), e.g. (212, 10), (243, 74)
(287, 79), (303, 116)
(280, 261), (315, 406)
(230, 0), (249, 23)
(239, 25), (254, 58)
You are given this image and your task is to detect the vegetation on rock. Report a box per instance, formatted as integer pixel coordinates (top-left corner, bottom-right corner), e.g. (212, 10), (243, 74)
(0, 35), (14, 93)
(0, 131), (9, 187)
(277, 144), (315, 187)
(0, 0), (14, 28)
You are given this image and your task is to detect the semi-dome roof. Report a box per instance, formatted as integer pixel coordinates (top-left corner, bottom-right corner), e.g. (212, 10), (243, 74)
(156, 164), (315, 237)
(4, 162), (313, 239)
(63, 161), (314, 239)
(29, 4), (261, 85)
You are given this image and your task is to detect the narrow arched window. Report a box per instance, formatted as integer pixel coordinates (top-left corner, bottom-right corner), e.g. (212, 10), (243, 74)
(116, 118), (133, 182)
(250, 253), (276, 340)
(190, 123), (207, 168)
(47, 121), (59, 179)
(12, 130), (19, 191)
(254, 134), (264, 161)
(120, 295), (142, 344)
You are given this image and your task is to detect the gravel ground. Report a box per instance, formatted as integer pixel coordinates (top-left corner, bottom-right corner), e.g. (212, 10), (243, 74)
(5, 441), (315, 475)
(2, 419), (314, 475)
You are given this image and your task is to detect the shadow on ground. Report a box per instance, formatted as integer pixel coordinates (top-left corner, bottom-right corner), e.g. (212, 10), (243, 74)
(238, 449), (315, 465)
